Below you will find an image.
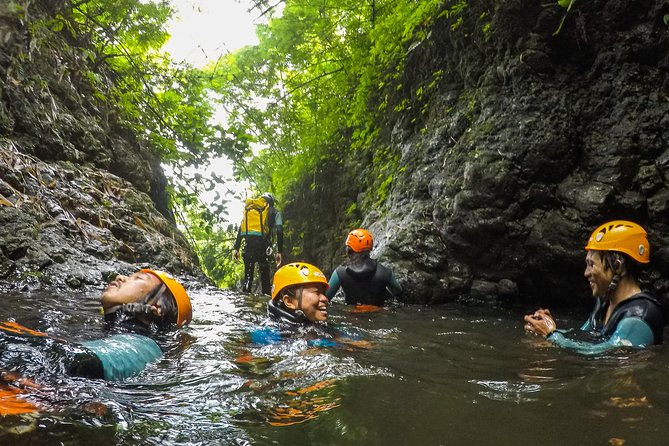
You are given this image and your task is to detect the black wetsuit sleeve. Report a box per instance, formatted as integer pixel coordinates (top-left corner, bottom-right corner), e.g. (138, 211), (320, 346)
(233, 226), (243, 250)
(388, 271), (402, 297)
(66, 350), (105, 379)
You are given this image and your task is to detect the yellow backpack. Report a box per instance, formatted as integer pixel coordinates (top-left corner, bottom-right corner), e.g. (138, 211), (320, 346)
(240, 197), (270, 236)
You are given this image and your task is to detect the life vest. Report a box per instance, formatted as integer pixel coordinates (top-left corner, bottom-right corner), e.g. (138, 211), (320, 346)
(586, 291), (666, 344)
(336, 259), (392, 306)
(241, 197), (270, 237)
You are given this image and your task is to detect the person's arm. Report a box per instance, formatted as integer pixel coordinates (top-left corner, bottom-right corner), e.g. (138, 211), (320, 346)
(80, 334), (162, 381)
(250, 327), (283, 345)
(325, 270), (341, 299)
(232, 227), (242, 261)
(274, 210), (283, 253)
(387, 271), (402, 297)
(547, 317), (655, 355)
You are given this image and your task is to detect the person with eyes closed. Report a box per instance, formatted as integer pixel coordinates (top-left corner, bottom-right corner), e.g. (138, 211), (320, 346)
(1, 269), (192, 382)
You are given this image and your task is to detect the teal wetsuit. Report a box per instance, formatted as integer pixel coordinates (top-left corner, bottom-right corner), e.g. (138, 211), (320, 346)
(547, 292), (665, 355)
(80, 334), (162, 381)
(0, 324), (163, 382)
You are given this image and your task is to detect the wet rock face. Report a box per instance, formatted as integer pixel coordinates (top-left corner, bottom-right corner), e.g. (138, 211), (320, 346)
(364, 0), (669, 304)
(0, 144), (199, 290)
(0, 2), (172, 220)
(0, 4), (198, 289)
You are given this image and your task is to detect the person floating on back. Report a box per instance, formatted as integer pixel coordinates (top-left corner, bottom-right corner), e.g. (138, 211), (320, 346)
(1, 269), (192, 383)
(1, 269), (192, 416)
(74, 269), (193, 381)
(232, 193), (284, 295)
(524, 220), (665, 354)
(326, 229), (402, 306)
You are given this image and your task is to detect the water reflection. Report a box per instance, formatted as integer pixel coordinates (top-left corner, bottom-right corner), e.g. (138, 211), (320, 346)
(1, 287), (669, 445)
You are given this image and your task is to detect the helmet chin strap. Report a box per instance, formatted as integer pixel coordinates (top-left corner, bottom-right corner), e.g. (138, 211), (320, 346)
(110, 284), (166, 318)
(606, 273), (621, 297)
(605, 254), (625, 298)
(294, 288), (306, 319)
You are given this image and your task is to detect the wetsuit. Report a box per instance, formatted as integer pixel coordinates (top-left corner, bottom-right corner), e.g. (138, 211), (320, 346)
(326, 258), (402, 305)
(249, 300), (347, 348)
(547, 291), (665, 355)
(71, 334), (163, 381)
(0, 323), (162, 382)
(234, 207), (283, 295)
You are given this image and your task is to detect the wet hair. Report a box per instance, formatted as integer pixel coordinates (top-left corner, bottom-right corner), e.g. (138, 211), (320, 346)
(598, 251), (642, 282)
(274, 285), (298, 310)
(346, 247), (370, 266)
(151, 287), (178, 326)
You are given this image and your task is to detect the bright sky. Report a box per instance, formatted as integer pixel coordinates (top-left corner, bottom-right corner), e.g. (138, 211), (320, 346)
(162, 0), (262, 224)
(163, 0), (260, 67)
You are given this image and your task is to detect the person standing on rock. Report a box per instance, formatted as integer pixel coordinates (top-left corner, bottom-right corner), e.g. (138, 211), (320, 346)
(232, 192), (284, 295)
(326, 229), (402, 307)
(524, 220), (665, 354)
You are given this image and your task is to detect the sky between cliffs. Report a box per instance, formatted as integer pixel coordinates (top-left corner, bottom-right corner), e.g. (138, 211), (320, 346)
(162, 0), (263, 224)
(163, 0), (259, 67)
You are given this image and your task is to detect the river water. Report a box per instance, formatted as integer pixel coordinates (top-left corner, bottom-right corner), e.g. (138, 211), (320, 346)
(1, 285), (669, 445)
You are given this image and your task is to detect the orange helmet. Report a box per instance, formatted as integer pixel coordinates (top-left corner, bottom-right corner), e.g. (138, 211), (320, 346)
(584, 220), (650, 264)
(271, 262), (329, 300)
(140, 269), (193, 326)
(345, 229), (373, 252)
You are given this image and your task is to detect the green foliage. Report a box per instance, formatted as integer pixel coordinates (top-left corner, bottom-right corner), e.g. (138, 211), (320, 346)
(9, 0), (239, 284)
(29, 0), (221, 175)
(173, 192), (243, 287)
(208, 0), (451, 213)
(554, 0), (576, 35)
(9, 0), (479, 284)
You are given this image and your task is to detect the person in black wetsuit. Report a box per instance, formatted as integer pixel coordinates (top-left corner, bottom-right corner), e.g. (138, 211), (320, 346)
(524, 220), (665, 354)
(232, 192), (284, 295)
(326, 228), (402, 306)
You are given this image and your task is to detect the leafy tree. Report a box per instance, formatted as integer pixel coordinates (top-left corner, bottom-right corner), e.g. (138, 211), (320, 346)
(208, 0), (453, 263)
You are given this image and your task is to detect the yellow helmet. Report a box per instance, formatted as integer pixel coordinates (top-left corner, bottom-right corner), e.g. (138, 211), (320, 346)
(584, 220), (650, 264)
(140, 269), (193, 326)
(271, 262), (329, 300)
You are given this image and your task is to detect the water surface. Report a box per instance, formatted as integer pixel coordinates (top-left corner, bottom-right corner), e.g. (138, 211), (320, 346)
(1, 286), (668, 445)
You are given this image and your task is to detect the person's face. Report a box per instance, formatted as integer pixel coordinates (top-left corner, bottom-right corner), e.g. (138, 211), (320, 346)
(283, 284), (329, 322)
(584, 251), (613, 298)
(100, 271), (161, 310)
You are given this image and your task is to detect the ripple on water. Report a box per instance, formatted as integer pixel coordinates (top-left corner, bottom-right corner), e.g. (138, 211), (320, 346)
(3, 291), (669, 445)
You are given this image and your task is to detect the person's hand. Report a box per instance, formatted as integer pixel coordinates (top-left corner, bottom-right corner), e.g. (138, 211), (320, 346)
(523, 308), (557, 337)
(233, 250), (240, 262)
(342, 339), (374, 349)
(275, 252), (282, 267)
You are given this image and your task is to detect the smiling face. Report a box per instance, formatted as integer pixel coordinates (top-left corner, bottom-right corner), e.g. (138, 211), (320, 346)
(100, 271), (162, 310)
(584, 250), (614, 298)
(282, 284), (329, 322)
